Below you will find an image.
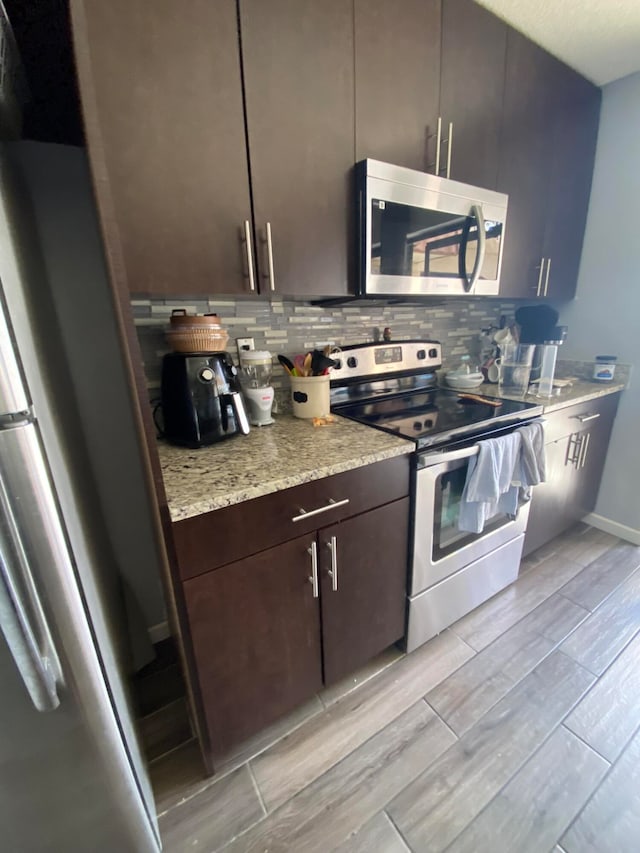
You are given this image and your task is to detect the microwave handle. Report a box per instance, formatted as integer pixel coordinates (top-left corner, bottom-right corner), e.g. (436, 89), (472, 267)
(460, 204), (486, 293)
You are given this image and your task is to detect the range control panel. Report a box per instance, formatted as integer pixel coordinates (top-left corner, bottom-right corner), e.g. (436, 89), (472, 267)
(330, 341), (441, 383)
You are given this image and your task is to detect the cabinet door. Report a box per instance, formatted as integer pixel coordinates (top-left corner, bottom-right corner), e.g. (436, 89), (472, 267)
(496, 31), (560, 298)
(240, 0), (354, 297)
(439, 0), (507, 189)
(319, 499), (409, 685)
(523, 437), (574, 557)
(354, 0), (441, 173)
(569, 396), (620, 519)
(183, 534), (323, 757)
(542, 71), (601, 300)
(73, 0), (253, 296)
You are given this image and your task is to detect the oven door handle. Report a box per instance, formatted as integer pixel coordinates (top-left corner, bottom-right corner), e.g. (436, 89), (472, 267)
(418, 444), (480, 469)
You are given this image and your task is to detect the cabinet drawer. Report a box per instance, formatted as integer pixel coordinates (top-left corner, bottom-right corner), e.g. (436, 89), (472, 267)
(172, 455), (410, 580)
(542, 392), (620, 444)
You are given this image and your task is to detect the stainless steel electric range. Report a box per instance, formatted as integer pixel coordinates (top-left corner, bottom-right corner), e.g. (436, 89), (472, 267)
(330, 341), (543, 652)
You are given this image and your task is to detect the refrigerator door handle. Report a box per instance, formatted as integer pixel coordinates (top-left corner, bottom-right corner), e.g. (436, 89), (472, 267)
(0, 290), (30, 417)
(0, 424), (64, 712)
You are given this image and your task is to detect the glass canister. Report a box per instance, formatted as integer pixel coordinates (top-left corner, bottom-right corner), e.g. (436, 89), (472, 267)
(593, 355), (617, 383)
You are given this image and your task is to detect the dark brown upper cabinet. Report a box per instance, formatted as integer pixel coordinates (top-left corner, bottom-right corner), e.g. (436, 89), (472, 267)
(71, 0), (254, 297)
(542, 70), (601, 300)
(496, 30), (561, 299)
(439, 0), (507, 189)
(497, 30), (600, 300)
(240, 0), (354, 297)
(354, 0), (442, 173)
(73, 0), (354, 298)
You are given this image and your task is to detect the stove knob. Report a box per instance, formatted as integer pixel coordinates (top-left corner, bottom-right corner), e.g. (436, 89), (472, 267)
(424, 418), (434, 428)
(428, 348), (438, 359)
(199, 367), (215, 383)
(417, 349), (426, 360)
(347, 356), (358, 368)
(413, 421), (423, 431)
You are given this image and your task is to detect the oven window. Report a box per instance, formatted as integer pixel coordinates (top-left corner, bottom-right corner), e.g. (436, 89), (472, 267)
(433, 465), (510, 561)
(371, 199), (502, 281)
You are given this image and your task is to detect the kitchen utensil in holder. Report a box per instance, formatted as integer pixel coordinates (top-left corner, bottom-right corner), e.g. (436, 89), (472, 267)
(290, 374), (330, 419)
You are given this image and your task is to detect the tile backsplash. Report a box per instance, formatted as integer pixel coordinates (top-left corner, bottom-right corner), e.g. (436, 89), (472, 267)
(133, 295), (519, 402)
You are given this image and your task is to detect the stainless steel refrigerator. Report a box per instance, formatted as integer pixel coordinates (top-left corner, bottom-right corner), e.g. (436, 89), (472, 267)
(0, 142), (163, 849)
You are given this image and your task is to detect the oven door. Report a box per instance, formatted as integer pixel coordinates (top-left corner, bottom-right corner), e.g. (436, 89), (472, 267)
(411, 443), (530, 596)
(359, 164), (507, 298)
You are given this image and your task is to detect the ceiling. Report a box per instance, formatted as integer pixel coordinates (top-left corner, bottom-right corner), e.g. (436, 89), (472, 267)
(476, 0), (640, 86)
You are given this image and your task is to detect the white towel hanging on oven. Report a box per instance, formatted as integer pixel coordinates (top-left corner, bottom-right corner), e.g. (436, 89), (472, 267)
(458, 432), (522, 534)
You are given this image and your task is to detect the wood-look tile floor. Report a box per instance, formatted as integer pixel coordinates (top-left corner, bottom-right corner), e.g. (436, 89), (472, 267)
(150, 524), (640, 852)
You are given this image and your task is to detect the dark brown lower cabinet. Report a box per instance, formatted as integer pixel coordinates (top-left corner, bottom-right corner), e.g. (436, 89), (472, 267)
(523, 393), (620, 557)
(183, 533), (323, 757)
(319, 499), (409, 685)
(180, 479), (410, 760)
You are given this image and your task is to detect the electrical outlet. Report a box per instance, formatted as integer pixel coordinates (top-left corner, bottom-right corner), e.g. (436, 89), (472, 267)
(236, 337), (255, 360)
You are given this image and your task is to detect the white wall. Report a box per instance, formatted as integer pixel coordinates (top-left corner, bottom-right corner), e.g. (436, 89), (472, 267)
(558, 71), (640, 541)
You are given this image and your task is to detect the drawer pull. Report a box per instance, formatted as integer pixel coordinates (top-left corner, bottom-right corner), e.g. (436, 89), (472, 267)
(326, 535), (338, 592)
(291, 498), (350, 523)
(574, 413), (601, 423)
(307, 542), (319, 598)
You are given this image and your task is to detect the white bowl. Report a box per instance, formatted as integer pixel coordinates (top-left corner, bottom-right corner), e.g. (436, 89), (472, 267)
(444, 372), (484, 390)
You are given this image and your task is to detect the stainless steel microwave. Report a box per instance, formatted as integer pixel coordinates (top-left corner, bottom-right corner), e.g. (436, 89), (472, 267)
(356, 159), (508, 297)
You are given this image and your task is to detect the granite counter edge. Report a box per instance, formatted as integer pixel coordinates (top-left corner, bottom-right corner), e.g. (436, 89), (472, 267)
(167, 441), (413, 522)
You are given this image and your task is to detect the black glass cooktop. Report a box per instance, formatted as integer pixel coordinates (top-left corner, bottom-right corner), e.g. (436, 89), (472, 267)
(334, 388), (542, 449)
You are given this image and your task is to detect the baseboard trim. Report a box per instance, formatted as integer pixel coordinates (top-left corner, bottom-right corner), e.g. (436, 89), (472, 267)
(583, 513), (640, 546)
(148, 620), (171, 644)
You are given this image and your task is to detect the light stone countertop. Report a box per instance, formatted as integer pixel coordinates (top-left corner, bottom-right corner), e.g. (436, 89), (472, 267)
(469, 379), (625, 413)
(158, 377), (625, 523)
(157, 415), (414, 522)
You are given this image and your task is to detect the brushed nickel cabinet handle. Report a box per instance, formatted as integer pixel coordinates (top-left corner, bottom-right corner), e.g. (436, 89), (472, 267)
(262, 222), (276, 292)
(536, 258), (545, 296)
(445, 121), (453, 178)
(434, 116), (442, 176)
(543, 257), (551, 296)
(291, 498), (350, 523)
(579, 431), (591, 469)
(242, 220), (256, 292)
(307, 542), (319, 598)
(575, 413), (600, 423)
(565, 433), (582, 468)
(326, 535), (338, 591)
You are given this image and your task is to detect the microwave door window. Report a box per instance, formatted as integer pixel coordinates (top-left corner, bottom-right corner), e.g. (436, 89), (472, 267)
(372, 199), (467, 279)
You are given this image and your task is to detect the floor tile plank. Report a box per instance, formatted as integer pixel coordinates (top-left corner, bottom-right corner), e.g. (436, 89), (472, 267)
(214, 695), (324, 775)
(250, 630), (473, 812)
(224, 701), (455, 853)
(318, 645), (404, 708)
(388, 652), (595, 853)
(150, 739), (205, 815)
(427, 593), (588, 735)
(561, 726), (640, 852)
(564, 632), (640, 761)
(158, 765), (263, 852)
(560, 568), (640, 675)
(333, 812), (410, 853)
(446, 727), (609, 853)
(556, 526), (620, 567)
(451, 551), (585, 651)
(559, 541), (640, 612)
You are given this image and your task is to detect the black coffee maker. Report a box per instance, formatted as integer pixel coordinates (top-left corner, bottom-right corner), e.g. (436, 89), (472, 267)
(161, 352), (250, 448)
